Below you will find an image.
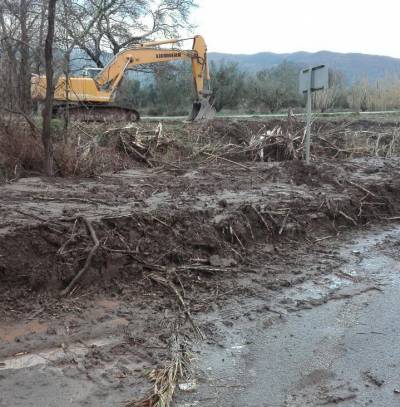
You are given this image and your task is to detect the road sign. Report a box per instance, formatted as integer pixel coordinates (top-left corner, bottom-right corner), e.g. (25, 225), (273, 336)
(299, 65), (329, 94)
(299, 65), (329, 164)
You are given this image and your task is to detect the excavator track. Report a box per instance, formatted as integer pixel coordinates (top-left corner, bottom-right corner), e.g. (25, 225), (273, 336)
(53, 104), (140, 123)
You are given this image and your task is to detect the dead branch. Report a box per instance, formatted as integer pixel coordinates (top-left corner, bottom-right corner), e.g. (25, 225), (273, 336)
(61, 217), (99, 296)
(202, 151), (253, 171)
(150, 215), (172, 229)
(129, 144), (154, 168)
(124, 334), (191, 407)
(58, 218), (78, 255)
(103, 247), (235, 275)
(177, 265), (235, 273)
(148, 273), (205, 340)
(346, 179), (377, 198)
(263, 208), (280, 228)
(317, 135), (350, 153)
(339, 210), (357, 226)
(249, 205), (271, 231)
(279, 210), (291, 235)
(12, 208), (68, 232)
(0, 107), (40, 139)
(33, 195), (117, 207)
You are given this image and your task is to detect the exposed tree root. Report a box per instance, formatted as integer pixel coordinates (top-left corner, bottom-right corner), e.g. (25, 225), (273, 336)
(60, 217), (99, 297)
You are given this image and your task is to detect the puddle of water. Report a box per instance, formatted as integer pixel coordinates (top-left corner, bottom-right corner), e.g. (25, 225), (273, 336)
(0, 337), (120, 371)
(283, 226), (400, 305)
(0, 315), (129, 371)
(95, 299), (120, 311)
(340, 226), (400, 287)
(0, 320), (49, 342)
(230, 345), (246, 350)
(276, 274), (353, 304)
(108, 317), (129, 327)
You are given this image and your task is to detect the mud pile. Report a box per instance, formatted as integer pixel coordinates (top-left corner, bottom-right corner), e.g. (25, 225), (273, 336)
(1, 156), (400, 312)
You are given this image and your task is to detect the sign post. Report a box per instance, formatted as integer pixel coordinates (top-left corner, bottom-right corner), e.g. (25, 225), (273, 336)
(299, 65), (329, 164)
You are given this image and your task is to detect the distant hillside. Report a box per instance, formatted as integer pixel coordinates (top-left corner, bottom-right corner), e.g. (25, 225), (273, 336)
(69, 48), (400, 85)
(208, 51), (400, 84)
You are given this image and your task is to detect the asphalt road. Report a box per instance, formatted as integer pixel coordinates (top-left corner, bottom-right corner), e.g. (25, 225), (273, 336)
(142, 110), (400, 121)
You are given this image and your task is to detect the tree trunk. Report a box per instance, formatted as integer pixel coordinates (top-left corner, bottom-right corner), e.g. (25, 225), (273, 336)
(63, 51), (71, 138)
(19, 0), (32, 113)
(35, 1), (47, 74)
(41, 0), (58, 176)
(0, 7), (19, 109)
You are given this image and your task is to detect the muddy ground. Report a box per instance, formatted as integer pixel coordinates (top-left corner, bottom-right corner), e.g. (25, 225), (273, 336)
(1, 118), (400, 406)
(176, 224), (400, 406)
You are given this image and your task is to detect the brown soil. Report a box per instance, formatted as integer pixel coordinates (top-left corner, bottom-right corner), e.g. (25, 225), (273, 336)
(1, 118), (400, 406)
(1, 155), (400, 304)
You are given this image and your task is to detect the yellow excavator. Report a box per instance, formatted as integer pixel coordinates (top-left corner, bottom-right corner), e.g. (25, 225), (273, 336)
(31, 35), (215, 121)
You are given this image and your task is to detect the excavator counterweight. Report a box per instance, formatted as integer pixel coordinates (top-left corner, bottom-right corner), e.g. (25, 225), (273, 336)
(31, 35), (215, 122)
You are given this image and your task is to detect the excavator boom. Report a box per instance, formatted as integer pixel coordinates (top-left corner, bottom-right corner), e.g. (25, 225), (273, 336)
(31, 35), (215, 122)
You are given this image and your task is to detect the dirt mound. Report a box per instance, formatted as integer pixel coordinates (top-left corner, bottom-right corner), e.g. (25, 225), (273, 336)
(1, 118), (400, 313)
(1, 157), (400, 310)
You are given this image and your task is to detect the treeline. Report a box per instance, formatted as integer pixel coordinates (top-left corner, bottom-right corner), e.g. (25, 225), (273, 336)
(0, 0), (196, 114)
(116, 61), (400, 115)
(0, 0), (196, 176)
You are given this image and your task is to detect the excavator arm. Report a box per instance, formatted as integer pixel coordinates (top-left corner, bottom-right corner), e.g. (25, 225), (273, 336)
(97, 35), (210, 100)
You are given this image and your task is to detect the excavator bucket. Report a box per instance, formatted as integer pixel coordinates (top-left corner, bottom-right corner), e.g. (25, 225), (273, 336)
(189, 98), (216, 121)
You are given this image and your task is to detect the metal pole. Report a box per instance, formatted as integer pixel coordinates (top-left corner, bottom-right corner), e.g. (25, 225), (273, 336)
(305, 67), (312, 165)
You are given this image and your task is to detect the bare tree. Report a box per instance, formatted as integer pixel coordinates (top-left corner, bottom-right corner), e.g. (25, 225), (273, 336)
(349, 79), (371, 112)
(0, 0), (46, 112)
(41, 0), (57, 176)
(314, 69), (347, 112)
(18, 0), (32, 112)
(0, 2), (22, 109)
(60, 0), (196, 68)
(0, 0), (197, 176)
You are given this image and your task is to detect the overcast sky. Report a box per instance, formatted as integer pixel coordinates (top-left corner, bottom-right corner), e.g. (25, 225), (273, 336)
(192, 0), (400, 58)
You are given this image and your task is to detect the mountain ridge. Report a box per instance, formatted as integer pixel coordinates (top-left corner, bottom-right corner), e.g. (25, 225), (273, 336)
(208, 50), (400, 84)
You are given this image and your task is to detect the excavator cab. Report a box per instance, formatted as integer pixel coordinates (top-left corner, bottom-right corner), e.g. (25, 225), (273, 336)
(81, 67), (102, 78)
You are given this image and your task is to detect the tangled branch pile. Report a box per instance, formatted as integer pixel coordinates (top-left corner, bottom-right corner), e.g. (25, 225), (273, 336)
(191, 119), (400, 163)
(0, 119), (183, 181)
(2, 117), (400, 183)
(0, 117), (43, 181)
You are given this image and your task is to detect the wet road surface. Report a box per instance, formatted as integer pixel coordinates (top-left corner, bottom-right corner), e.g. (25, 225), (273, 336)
(177, 226), (400, 406)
